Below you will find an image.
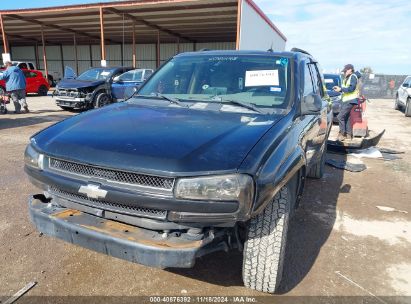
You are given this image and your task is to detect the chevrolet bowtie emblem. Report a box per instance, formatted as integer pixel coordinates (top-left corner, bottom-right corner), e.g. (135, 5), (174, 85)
(78, 184), (107, 199)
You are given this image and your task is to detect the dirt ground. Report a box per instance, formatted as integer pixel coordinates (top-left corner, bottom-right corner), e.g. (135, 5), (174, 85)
(0, 96), (410, 303)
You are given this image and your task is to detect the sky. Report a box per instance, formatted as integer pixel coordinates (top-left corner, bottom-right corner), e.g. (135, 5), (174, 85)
(1, 0), (411, 75)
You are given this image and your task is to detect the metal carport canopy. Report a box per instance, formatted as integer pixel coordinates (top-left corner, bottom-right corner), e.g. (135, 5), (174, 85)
(0, 0), (286, 46)
(0, 0), (240, 46)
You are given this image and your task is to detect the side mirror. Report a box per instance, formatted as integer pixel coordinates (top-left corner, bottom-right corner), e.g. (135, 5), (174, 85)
(124, 86), (138, 100)
(113, 76), (121, 83)
(301, 93), (323, 115)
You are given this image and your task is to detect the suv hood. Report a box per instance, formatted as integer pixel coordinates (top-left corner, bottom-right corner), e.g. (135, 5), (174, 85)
(57, 78), (105, 90)
(32, 102), (283, 175)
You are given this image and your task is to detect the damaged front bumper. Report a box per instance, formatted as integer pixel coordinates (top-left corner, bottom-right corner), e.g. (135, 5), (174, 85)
(29, 195), (227, 268)
(55, 96), (88, 109)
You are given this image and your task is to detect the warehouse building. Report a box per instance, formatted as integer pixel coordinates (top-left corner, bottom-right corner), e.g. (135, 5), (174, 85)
(0, 0), (286, 81)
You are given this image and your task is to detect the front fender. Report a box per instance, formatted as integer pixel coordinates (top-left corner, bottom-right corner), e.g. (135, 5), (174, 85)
(90, 83), (110, 102)
(251, 145), (305, 217)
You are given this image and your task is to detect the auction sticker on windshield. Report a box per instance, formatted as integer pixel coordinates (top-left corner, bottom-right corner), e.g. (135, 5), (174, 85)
(245, 70), (279, 87)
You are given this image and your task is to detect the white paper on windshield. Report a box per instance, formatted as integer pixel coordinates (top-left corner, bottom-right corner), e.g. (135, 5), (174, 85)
(325, 79), (334, 83)
(191, 102), (208, 109)
(245, 70), (279, 87)
(100, 71), (110, 76)
(221, 105), (255, 113)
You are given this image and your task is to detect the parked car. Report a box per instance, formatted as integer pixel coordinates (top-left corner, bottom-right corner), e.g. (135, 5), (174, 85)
(25, 49), (332, 294)
(0, 69), (50, 96)
(11, 61), (60, 86)
(395, 75), (411, 117)
(53, 66), (132, 110)
(324, 73), (342, 122)
(111, 68), (154, 100)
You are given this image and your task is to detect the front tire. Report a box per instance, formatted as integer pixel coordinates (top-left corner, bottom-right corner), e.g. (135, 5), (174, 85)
(242, 185), (292, 293)
(94, 92), (111, 109)
(394, 95), (400, 110)
(405, 98), (411, 117)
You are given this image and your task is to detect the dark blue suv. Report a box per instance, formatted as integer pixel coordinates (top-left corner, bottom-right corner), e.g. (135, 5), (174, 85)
(25, 49), (332, 293)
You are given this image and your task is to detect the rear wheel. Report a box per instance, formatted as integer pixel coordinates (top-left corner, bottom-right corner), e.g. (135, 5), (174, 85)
(405, 98), (411, 117)
(94, 92), (111, 109)
(242, 185), (292, 293)
(307, 144), (326, 179)
(38, 85), (48, 96)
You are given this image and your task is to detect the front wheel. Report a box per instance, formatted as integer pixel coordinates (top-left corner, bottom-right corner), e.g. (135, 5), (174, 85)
(394, 96), (400, 110)
(242, 185), (292, 293)
(94, 92), (111, 109)
(405, 98), (411, 117)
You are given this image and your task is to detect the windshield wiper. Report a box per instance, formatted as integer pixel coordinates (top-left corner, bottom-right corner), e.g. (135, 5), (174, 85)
(152, 93), (188, 108)
(218, 98), (265, 114)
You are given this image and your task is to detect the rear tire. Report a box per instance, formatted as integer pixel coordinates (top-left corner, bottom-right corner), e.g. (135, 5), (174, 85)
(242, 185), (292, 293)
(405, 98), (411, 117)
(38, 85), (48, 96)
(94, 92), (111, 109)
(307, 144), (326, 179)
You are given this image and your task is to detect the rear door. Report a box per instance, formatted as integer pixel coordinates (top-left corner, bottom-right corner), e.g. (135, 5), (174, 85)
(23, 71), (39, 93)
(301, 60), (328, 167)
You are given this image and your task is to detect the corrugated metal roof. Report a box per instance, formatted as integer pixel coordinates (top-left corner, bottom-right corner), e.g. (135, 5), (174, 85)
(0, 0), (239, 45)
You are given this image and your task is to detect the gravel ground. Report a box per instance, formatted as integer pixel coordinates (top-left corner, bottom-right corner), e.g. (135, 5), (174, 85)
(0, 96), (410, 303)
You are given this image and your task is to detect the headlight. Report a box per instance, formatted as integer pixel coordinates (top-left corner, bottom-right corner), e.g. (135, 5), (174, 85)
(24, 145), (44, 170)
(175, 174), (253, 201)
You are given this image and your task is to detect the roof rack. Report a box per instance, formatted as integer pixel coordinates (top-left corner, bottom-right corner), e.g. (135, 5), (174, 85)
(290, 47), (312, 56)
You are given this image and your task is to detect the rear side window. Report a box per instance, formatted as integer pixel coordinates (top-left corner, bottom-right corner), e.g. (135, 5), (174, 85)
(28, 63), (35, 70)
(303, 63), (314, 96)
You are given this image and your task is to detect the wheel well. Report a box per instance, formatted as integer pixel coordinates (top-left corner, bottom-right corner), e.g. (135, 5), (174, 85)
(293, 166), (306, 210)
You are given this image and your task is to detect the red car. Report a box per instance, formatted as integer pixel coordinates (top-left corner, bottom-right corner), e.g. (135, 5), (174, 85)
(0, 69), (50, 96)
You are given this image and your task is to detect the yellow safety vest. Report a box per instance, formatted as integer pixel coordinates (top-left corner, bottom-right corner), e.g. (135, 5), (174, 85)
(342, 74), (360, 102)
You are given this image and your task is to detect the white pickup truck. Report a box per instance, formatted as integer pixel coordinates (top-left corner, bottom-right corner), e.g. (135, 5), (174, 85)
(12, 61), (61, 86)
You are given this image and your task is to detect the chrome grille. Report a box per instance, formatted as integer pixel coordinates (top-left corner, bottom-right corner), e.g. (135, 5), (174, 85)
(56, 89), (79, 98)
(49, 186), (167, 220)
(48, 158), (174, 190)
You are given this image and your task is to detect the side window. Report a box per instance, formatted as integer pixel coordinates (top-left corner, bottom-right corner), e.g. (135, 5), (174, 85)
(118, 71), (134, 81)
(303, 63), (314, 96)
(28, 63), (35, 70)
(144, 70), (153, 79)
(19, 63), (28, 69)
(313, 63), (325, 97)
(23, 71), (31, 78)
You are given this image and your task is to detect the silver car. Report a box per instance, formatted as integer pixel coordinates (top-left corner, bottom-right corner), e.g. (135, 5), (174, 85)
(395, 76), (411, 117)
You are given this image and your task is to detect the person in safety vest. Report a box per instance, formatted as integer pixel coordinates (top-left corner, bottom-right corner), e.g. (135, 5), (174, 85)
(333, 64), (359, 141)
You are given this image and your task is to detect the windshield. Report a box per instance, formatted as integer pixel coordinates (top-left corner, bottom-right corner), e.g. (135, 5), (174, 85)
(77, 68), (116, 81)
(324, 75), (340, 90)
(137, 54), (291, 110)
